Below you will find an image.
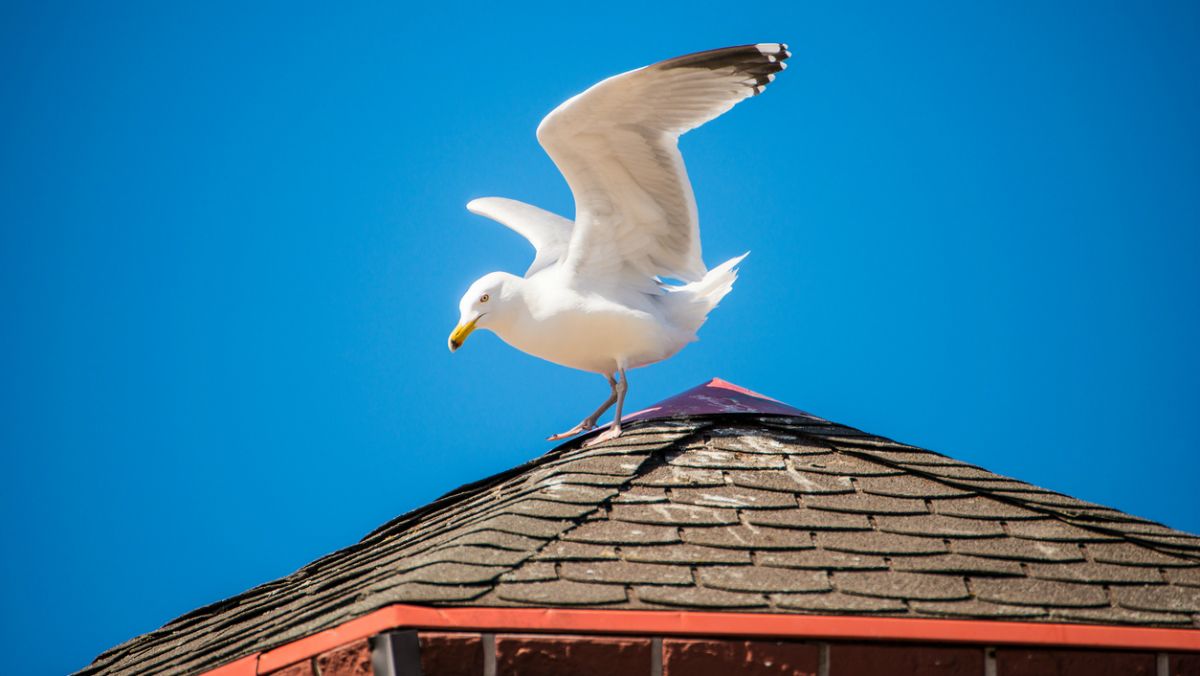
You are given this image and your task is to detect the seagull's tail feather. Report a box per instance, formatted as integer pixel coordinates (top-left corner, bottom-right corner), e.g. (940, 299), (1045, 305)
(669, 252), (748, 336)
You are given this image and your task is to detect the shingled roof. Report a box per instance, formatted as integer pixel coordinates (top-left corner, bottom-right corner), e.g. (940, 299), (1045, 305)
(84, 379), (1200, 675)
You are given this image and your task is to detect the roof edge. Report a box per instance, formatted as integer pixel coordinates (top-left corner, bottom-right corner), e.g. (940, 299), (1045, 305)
(202, 604), (1200, 675)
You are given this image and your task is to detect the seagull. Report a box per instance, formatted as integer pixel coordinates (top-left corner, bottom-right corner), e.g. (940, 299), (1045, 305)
(449, 43), (790, 445)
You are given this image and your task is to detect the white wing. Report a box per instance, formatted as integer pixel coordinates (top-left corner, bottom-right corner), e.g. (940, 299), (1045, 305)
(537, 43), (790, 286)
(466, 197), (573, 277)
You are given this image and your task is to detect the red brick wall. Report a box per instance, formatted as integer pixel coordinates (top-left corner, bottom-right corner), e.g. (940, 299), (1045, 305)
(262, 632), (1198, 676)
(827, 643), (982, 676)
(265, 638), (371, 676)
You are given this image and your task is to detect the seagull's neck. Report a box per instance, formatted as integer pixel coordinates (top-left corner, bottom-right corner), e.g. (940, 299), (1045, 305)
(486, 273), (531, 336)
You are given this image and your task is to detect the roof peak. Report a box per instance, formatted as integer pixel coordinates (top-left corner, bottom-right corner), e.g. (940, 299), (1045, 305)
(83, 387), (1200, 675)
(622, 377), (818, 424)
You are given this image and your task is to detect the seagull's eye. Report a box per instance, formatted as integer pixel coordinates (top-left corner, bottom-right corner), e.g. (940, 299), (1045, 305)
(479, 294), (490, 303)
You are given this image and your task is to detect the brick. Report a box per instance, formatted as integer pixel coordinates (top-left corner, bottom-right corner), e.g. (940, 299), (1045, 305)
(1171, 654), (1200, 676)
(495, 634), (651, 676)
(829, 643), (983, 676)
(315, 639), (372, 676)
(995, 648), (1155, 676)
(663, 639), (819, 676)
(269, 660), (314, 676)
(420, 632), (483, 676)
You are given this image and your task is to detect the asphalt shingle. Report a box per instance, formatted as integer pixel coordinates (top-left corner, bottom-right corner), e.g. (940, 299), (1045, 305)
(670, 485), (799, 509)
(817, 531), (948, 556)
(874, 514), (1005, 539)
(1113, 586), (1200, 614)
(696, 566), (830, 593)
(774, 591), (906, 613)
(728, 466), (854, 494)
(636, 585), (769, 609)
(971, 578), (1110, 608)
(559, 561), (693, 586)
(84, 386), (1200, 676)
(495, 579), (628, 606)
(682, 524), (814, 550)
(834, 571), (970, 601)
(564, 519), (680, 545)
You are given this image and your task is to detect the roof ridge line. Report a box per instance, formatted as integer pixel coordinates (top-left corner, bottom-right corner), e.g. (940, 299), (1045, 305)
(804, 432), (1200, 564)
(357, 416), (719, 547)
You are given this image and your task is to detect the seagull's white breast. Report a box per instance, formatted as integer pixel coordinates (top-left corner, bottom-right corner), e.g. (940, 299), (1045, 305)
(491, 271), (690, 375)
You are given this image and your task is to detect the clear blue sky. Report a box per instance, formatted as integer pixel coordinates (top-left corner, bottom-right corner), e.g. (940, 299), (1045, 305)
(2, 2), (1198, 673)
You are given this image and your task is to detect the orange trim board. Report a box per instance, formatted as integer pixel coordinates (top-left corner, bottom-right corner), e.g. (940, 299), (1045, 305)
(215, 604), (1200, 673)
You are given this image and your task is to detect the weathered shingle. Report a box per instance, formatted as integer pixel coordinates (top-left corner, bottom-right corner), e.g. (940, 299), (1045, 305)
(83, 387), (1200, 676)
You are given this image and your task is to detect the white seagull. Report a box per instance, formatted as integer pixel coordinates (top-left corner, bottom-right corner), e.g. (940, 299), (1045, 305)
(449, 43), (790, 444)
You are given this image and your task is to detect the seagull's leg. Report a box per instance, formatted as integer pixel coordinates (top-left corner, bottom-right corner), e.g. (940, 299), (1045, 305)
(585, 367), (628, 447)
(547, 374), (618, 441)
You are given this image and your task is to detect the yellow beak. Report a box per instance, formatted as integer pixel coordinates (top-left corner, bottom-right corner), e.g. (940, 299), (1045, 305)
(448, 317), (478, 352)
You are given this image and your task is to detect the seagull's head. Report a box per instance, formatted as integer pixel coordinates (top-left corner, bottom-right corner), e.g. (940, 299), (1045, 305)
(449, 272), (520, 352)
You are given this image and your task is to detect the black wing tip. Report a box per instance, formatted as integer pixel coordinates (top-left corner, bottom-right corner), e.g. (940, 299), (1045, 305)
(659, 43), (791, 94)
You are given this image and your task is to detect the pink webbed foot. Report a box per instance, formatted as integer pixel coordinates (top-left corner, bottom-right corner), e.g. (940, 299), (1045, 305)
(547, 422), (594, 441)
(583, 424), (623, 447)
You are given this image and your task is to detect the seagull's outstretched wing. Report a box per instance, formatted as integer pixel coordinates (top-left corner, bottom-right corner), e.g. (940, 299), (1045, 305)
(467, 197), (574, 277)
(537, 43), (789, 286)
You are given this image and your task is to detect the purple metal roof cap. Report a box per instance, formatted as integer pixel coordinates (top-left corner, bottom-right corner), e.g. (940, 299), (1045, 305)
(622, 377), (823, 424)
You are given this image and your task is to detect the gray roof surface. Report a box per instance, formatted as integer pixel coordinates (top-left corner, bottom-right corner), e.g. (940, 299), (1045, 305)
(84, 410), (1200, 675)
